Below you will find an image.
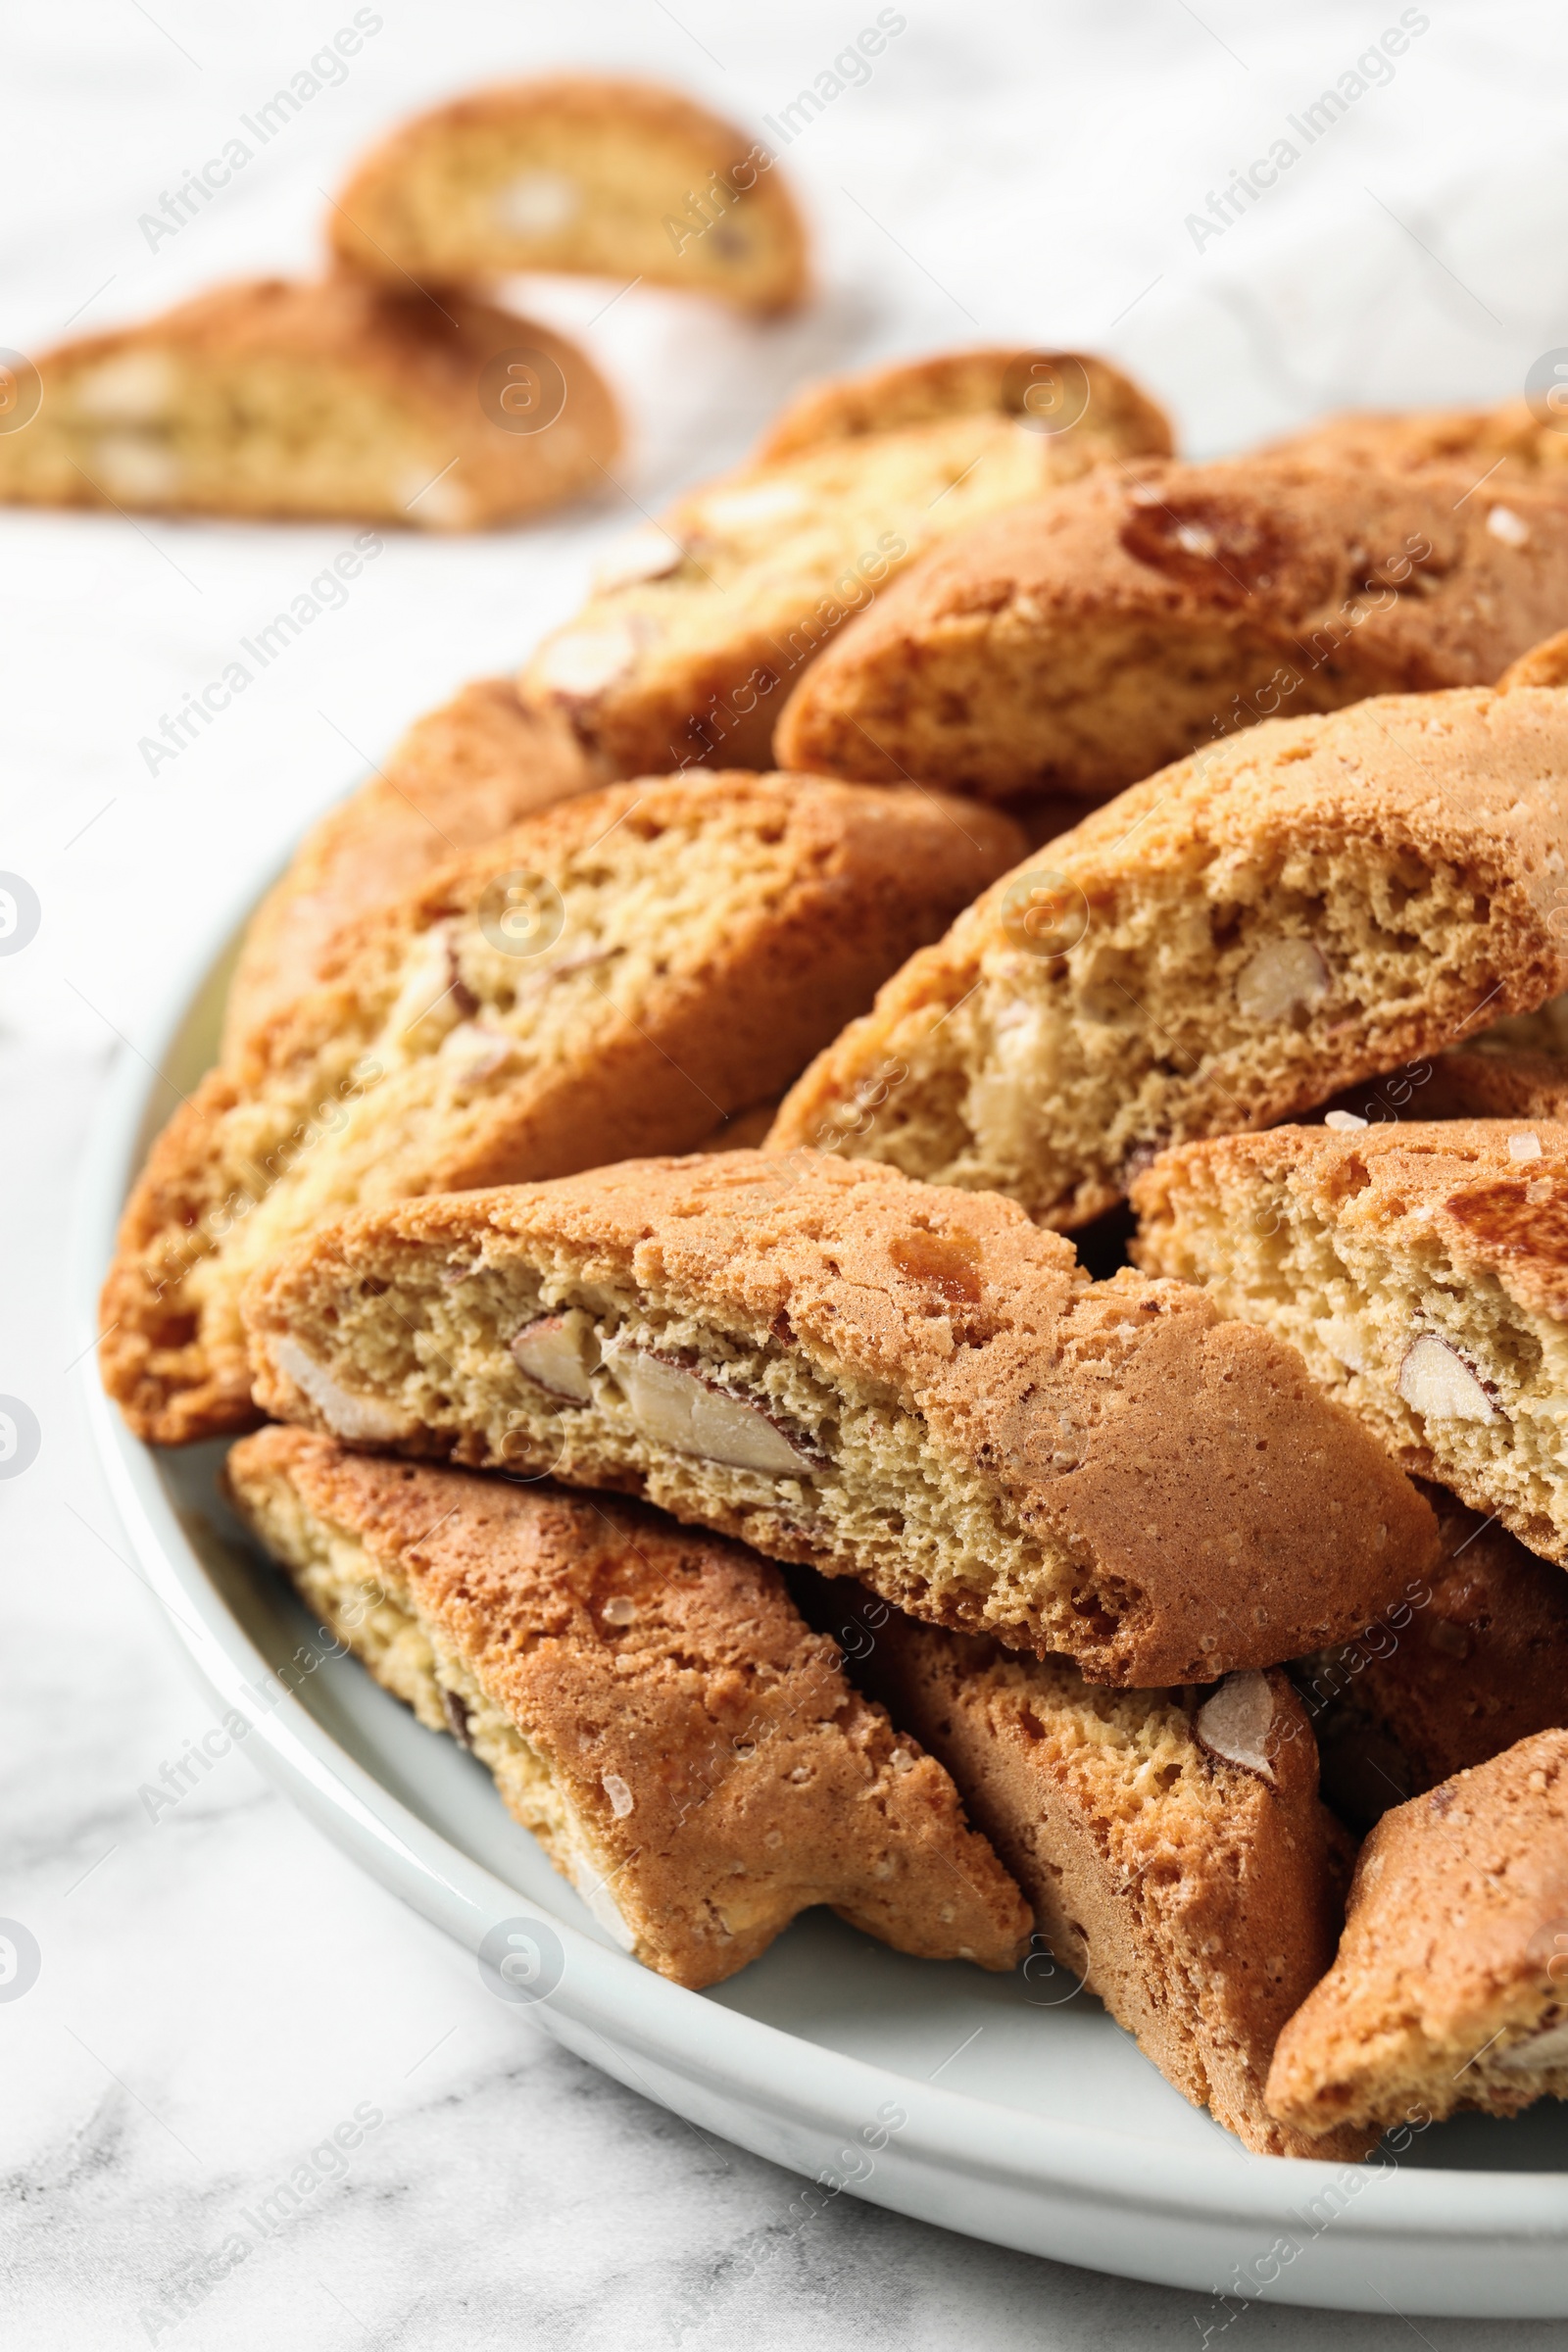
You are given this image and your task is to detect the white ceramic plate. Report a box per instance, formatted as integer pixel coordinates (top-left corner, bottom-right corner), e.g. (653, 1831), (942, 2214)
(78, 873), (1568, 2320)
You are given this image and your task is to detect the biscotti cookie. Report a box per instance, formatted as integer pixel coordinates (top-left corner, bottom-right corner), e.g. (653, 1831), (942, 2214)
(223, 679), (596, 1051)
(1298, 1490), (1568, 1830)
(767, 688), (1568, 1229)
(102, 776), (1022, 1446)
(0, 276), (618, 528)
(773, 460), (1568, 800)
(753, 345), (1172, 463)
(329, 76), (808, 314)
(241, 1151), (1438, 1684)
(1500, 625), (1568, 690)
(225, 1429), (1029, 1987)
(1265, 1730), (1568, 2137)
(518, 347), (1172, 778)
(1130, 1119), (1568, 1564)
(801, 1583), (1369, 2157)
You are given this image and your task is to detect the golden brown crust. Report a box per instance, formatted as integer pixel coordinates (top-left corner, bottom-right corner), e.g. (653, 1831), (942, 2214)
(1266, 1730), (1568, 2136)
(516, 350), (1171, 784)
(1298, 1489), (1568, 1830)
(804, 1581), (1369, 2158)
(1265, 400), (1568, 482)
(225, 1429), (1030, 1986)
(222, 679), (597, 1051)
(754, 346), (1174, 463)
(0, 274), (619, 528)
(240, 1150), (1438, 1684)
(1130, 1118), (1568, 1562)
(1499, 625), (1568, 690)
(329, 75), (808, 313)
(767, 686), (1568, 1227)
(102, 776), (1022, 1446)
(773, 461), (1568, 800)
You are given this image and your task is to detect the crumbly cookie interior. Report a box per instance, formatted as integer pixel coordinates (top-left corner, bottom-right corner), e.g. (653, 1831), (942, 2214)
(1134, 1162), (1568, 1561)
(792, 833), (1521, 1227)
(267, 1251), (1117, 1657)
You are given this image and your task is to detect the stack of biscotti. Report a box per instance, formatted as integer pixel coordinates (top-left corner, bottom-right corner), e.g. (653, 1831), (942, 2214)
(219, 1145), (1454, 2152)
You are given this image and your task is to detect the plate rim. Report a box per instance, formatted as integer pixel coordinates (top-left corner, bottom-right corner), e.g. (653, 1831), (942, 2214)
(73, 848), (1568, 2313)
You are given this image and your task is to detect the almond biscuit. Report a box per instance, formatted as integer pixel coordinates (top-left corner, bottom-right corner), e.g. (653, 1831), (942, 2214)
(518, 347), (1172, 779)
(1266, 399), (1568, 482)
(767, 687), (1568, 1228)
(0, 275), (618, 527)
(798, 1579), (1369, 2157)
(1131, 1119), (1568, 1564)
(329, 76), (809, 314)
(1266, 1731), (1568, 2138)
(222, 679), (596, 1052)
(225, 1428), (1030, 1987)
(102, 775), (1021, 1446)
(773, 461), (1568, 800)
(240, 1151), (1438, 1685)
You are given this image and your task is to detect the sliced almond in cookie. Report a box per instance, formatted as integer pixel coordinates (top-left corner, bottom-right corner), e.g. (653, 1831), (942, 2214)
(224, 1428), (1031, 1988)
(1134, 1120), (1568, 1562)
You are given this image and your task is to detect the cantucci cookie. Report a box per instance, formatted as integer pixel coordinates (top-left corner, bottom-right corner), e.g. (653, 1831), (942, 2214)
(329, 76), (808, 314)
(1130, 1119), (1568, 1564)
(766, 687), (1568, 1229)
(1297, 1490), (1568, 1830)
(1266, 1730), (1568, 2138)
(223, 678), (595, 1051)
(772, 460), (1568, 800)
(800, 1583), (1369, 2158)
(102, 775), (1021, 1446)
(241, 1151), (1438, 1685)
(225, 1429), (1030, 1987)
(0, 275), (618, 528)
(517, 346), (1172, 778)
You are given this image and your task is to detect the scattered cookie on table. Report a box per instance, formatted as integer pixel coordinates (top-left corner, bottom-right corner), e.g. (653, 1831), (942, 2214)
(0, 274), (618, 527)
(799, 1579), (1371, 2157)
(240, 1150), (1439, 1684)
(329, 75), (809, 314)
(518, 345), (1172, 778)
(771, 460), (1568, 800)
(1266, 1730), (1568, 2138)
(225, 1428), (1031, 1986)
(101, 775), (1021, 1445)
(1131, 1118), (1568, 1565)
(767, 686), (1568, 1229)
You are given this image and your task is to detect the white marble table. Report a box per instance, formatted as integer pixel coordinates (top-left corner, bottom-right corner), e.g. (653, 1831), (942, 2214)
(6, 3), (1568, 2341)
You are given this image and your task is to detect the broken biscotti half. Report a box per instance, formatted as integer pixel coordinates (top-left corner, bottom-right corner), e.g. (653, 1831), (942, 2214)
(772, 459), (1568, 801)
(1296, 1488), (1568, 1831)
(1131, 1120), (1568, 1565)
(799, 1580), (1370, 2158)
(0, 275), (618, 528)
(766, 687), (1568, 1229)
(224, 1429), (1030, 1987)
(102, 775), (1022, 1446)
(517, 346), (1172, 779)
(1266, 1730), (1568, 2137)
(222, 678), (596, 1051)
(241, 1151), (1439, 1685)
(329, 75), (808, 314)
